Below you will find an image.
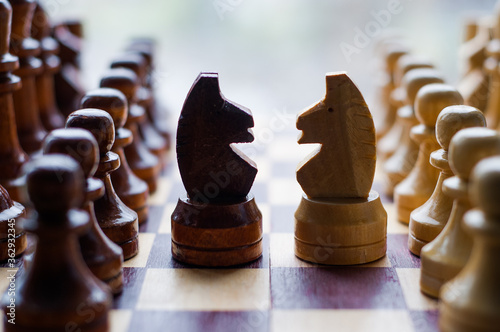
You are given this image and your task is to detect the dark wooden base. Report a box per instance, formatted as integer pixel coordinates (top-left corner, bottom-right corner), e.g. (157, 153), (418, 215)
(295, 191), (387, 265)
(171, 195), (263, 267)
(0, 200), (27, 261)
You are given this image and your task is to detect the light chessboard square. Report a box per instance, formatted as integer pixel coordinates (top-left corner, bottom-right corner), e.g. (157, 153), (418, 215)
(271, 309), (415, 332)
(136, 268), (270, 311)
(396, 268), (438, 310)
(123, 233), (156, 268)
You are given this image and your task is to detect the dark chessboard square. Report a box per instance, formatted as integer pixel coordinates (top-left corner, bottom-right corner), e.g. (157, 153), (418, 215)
(271, 267), (407, 310)
(387, 234), (421, 268)
(139, 204), (165, 233)
(128, 310), (269, 332)
(113, 267), (147, 310)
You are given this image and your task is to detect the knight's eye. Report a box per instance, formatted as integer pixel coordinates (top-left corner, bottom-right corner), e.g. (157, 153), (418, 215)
(328, 108), (334, 113)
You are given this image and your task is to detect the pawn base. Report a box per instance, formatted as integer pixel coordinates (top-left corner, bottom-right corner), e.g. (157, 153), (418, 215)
(294, 191), (387, 265)
(171, 195), (263, 267)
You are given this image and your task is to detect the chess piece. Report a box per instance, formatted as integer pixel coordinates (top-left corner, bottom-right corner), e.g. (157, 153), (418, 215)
(0, 184), (26, 261)
(394, 84), (463, 224)
(81, 88), (150, 224)
(100, 68), (161, 193)
(126, 38), (171, 144)
(409, 105), (486, 256)
(66, 109), (139, 260)
(43, 128), (124, 294)
(377, 55), (434, 161)
(458, 16), (491, 112)
(0, 154), (111, 331)
(171, 72), (263, 266)
(31, 3), (65, 130)
(53, 20), (85, 117)
(294, 72), (387, 265)
(0, 0), (29, 204)
(420, 127), (500, 298)
(439, 156), (500, 332)
(383, 68), (444, 196)
(374, 44), (408, 139)
(484, 40), (500, 129)
(9, 0), (46, 155)
(110, 53), (168, 162)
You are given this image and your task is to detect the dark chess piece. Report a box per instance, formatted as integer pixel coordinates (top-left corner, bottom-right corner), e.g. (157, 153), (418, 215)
(81, 88), (150, 224)
(0, 0), (29, 204)
(171, 72), (263, 266)
(43, 128), (124, 294)
(53, 20), (85, 117)
(9, 0), (46, 155)
(110, 52), (168, 163)
(100, 68), (161, 193)
(0, 184), (26, 261)
(31, 2), (65, 130)
(0, 154), (111, 331)
(126, 38), (171, 145)
(66, 109), (139, 260)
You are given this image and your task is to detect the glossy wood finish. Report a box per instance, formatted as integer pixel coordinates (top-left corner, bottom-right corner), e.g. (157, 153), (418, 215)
(420, 128), (500, 299)
(295, 72), (387, 265)
(440, 156), (500, 332)
(100, 68), (161, 194)
(9, 0), (46, 155)
(394, 84), (463, 224)
(81, 88), (150, 224)
(66, 109), (139, 260)
(383, 68), (444, 197)
(31, 3), (65, 130)
(43, 128), (124, 294)
(172, 72), (262, 266)
(0, 0), (28, 204)
(0, 154), (111, 332)
(409, 105), (485, 256)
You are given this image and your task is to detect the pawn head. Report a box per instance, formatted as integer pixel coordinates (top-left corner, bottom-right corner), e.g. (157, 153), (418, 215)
(100, 68), (139, 102)
(414, 84), (463, 127)
(66, 109), (115, 156)
(449, 127), (500, 181)
(81, 88), (128, 130)
(402, 68), (444, 106)
(469, 156), (500, 218)
(26, 154), (85, 214)
(436, 105), (486, 151)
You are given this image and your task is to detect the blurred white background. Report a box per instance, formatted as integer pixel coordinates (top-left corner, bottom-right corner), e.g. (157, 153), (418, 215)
(41, 0), (496, 133)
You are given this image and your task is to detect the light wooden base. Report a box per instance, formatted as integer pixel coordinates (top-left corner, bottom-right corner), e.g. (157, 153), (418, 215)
(171, 195), (263, 267)
(294, 191), (387, 265)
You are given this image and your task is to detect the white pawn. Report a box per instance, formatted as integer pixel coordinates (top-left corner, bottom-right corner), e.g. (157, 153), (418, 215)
(440, 155), (500, 332)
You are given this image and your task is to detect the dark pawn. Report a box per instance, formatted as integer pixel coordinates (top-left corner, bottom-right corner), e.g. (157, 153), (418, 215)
(81, 88), (150, 224)
(126, 38), (172, 146)
(31, 3), (65, 130)
(0, 154), (111, 332)
(0, 0), (29, 204)
(100, 68), (160, 193)
(43, 128), (124, 294)
(110, 53), (168, 163)
(172, 73), (262, 266)
(52, 20), (84, 117)
(66, 109), (139, 260)
(0, 184), (26, 261)
(9, 0), (46, 155)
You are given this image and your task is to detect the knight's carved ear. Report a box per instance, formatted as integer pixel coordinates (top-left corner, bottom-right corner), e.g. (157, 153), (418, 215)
(182, 72), (224, 115)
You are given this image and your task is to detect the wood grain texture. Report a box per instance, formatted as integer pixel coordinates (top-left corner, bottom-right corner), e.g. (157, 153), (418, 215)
(296, 72), (376, 199)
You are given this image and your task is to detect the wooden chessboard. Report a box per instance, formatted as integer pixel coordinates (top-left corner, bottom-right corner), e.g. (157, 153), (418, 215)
(0, 122), (439, 332)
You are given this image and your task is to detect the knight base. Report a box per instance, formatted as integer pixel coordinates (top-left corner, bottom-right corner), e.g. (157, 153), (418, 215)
(294, 191), (387, 265)
(171, 194), (263, 267)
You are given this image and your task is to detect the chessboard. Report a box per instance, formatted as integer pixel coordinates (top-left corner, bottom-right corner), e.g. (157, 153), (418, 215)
(0, 124), (438, 332)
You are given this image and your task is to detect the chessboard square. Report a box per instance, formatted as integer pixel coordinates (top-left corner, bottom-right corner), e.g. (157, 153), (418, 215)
(268, 179), (302, 205)
(259, 203), (271, 234)
(271, 309), (414, 332)
(128, 310), (270, 332)
(271, 267), (406, 309)
(113, 268), (147, 310)
(137, 268), (270, 311)
(387, 234), (421, 268)
(139, 204), (165, 233)
(123, 233), (156, 268)
(0, 268), (18, 294)
(110, 309), (133, 332)
(386, 202), (410, 234)
(148, 177), (172, 206)
(409, 310), (439, 332)
(395, 268), (438, 311)
(158, 203), (176, 234)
